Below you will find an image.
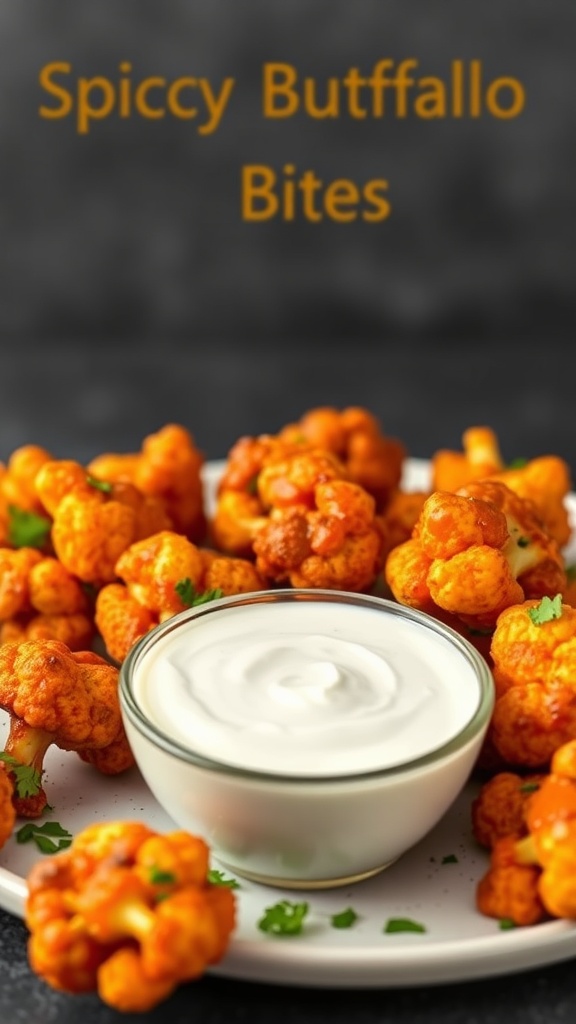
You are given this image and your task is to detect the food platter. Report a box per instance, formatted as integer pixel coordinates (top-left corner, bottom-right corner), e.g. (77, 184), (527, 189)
(1, 458), (576, 988)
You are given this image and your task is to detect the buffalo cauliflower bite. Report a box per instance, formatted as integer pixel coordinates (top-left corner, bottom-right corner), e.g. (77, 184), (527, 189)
(471, 771), (544, 849)
(475, 835), (548, 926)
(87, 423), (206, 543)
(252, 479), (385, 591)
(476, 740), (576, 923)
(0, 551), (95, 650)
(0, 445), (53, 514)
(431, 426), (505, 493)
(488, 455), (572, 550)
(485, 598), (576, 770)
(431, 428), (572, 548)
(25, 821), (236, 1012)
(385, 482), (567, 632)
(95, 530), (266, 662)
(46, 474), (171, 586)
(278, 405), (406, 509)
(0, 640), (133, 816)
(211, 440), (346, 557)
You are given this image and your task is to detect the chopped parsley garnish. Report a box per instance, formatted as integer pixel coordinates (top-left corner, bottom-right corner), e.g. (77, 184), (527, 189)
(16, 820), (73, 854)
(175, 577), (224, 607)
(498, 917), (517, 930)
(527, 594), (563, 626)
(566, 564), (576, 582)
(149, 867), (176, 886)
(0, 752), (41, 798)
(331, 907), (358, 929)
(441, 854), (458, 864)
(86, 474), (113, 493)
(258, 900), (309, 936)
(519, 781), (540, 794)
(507, 457), (528, 469)
(207, 868), (241, 889)
(383, 917), (427, 934)
(516, 536), (530, 548)
(7, 506), (51, 549)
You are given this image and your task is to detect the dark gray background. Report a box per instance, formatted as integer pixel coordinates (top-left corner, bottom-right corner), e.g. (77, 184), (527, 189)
(1, 0), (575, 471)
(1, 3), (576, 1021)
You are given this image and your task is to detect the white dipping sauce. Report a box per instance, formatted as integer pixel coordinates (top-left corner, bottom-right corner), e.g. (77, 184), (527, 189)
(133, 600), (481, 777)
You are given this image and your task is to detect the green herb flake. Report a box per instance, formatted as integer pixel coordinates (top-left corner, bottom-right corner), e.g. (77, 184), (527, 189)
(258, 900), (309, 936)
(86, 474), (113, 493)
(566, 564), (576, 582)
(16, 820), (73, 854)
(331, 907), (358, 929)
(498, 917), (517, 931)
(207, 868), (241, 889)
(441, 854), (458, 864)
(7, 506), (52, 550)
(383, 917), (427, 934)
(149, 867), (176, 886)
(0, 753), (41, 798)
(516, 536), (530, 548)
(246, 474), (259, 496)
(507, 457), (528, 469)
(519, 781), (540, 794)
(175, 577), (224, 608)
(527, 594), (563, 626)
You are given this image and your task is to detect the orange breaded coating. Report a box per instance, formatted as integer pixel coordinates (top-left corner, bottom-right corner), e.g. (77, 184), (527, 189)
(0, 640), (129, 816)
(0, 547), (44, 619)
(278, 405), (406, 509)
(216, 433), (304, 495)
(458, 480), (567, 601)
(94, 584), (156, 664)
(490, 600), (576, 694)
(380, 489), (428, 559)
(211, 436), (343, 556)
(96, 531), (266, 662)
(209, 490), (268, 560)
(471, 772), (544, 849)
(475, 835), (547, 926)
(488, 455), (572, 549)
(0, 553), (96, 651)
(431, 427), (504, 493)
(200, 550), (265, 596)
(253, 479), (385, 592)
(25, 822), (236, 1012)
(114, 530), (206, 618)
(0, 763), (16, 850)
(490, 683), (576, 769)
(431, 429), (572, 548)
(257, 449), (348, 510)
(50, 477), (171, 586)
(485, 599), (576, 770)
(385, 484), (567, 632)
(88, 423), (206, 543)
(0, 445), (54, 514)
(476, 742), (576, 923)
(34, 459), (99, 517)
(0, 612), (95, 651)
(51, 492), (136, 585)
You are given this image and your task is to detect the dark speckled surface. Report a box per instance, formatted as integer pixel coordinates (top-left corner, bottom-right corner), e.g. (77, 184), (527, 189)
(1, 0), (576, 1019)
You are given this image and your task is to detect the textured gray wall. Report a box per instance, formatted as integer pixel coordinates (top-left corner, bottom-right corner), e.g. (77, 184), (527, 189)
(1, 0), (575, 469)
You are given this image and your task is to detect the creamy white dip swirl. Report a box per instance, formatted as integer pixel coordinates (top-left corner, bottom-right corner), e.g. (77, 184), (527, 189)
(133, 599), (481, 777)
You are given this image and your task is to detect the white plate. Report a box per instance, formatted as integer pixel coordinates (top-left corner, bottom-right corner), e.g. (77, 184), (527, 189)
(1, 457), (576, 988)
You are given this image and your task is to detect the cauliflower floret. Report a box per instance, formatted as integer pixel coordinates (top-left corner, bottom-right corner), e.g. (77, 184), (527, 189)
(0, 640), (133, 816)
(25, 822), (236, 1012)
(253, 479), (385, 591)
